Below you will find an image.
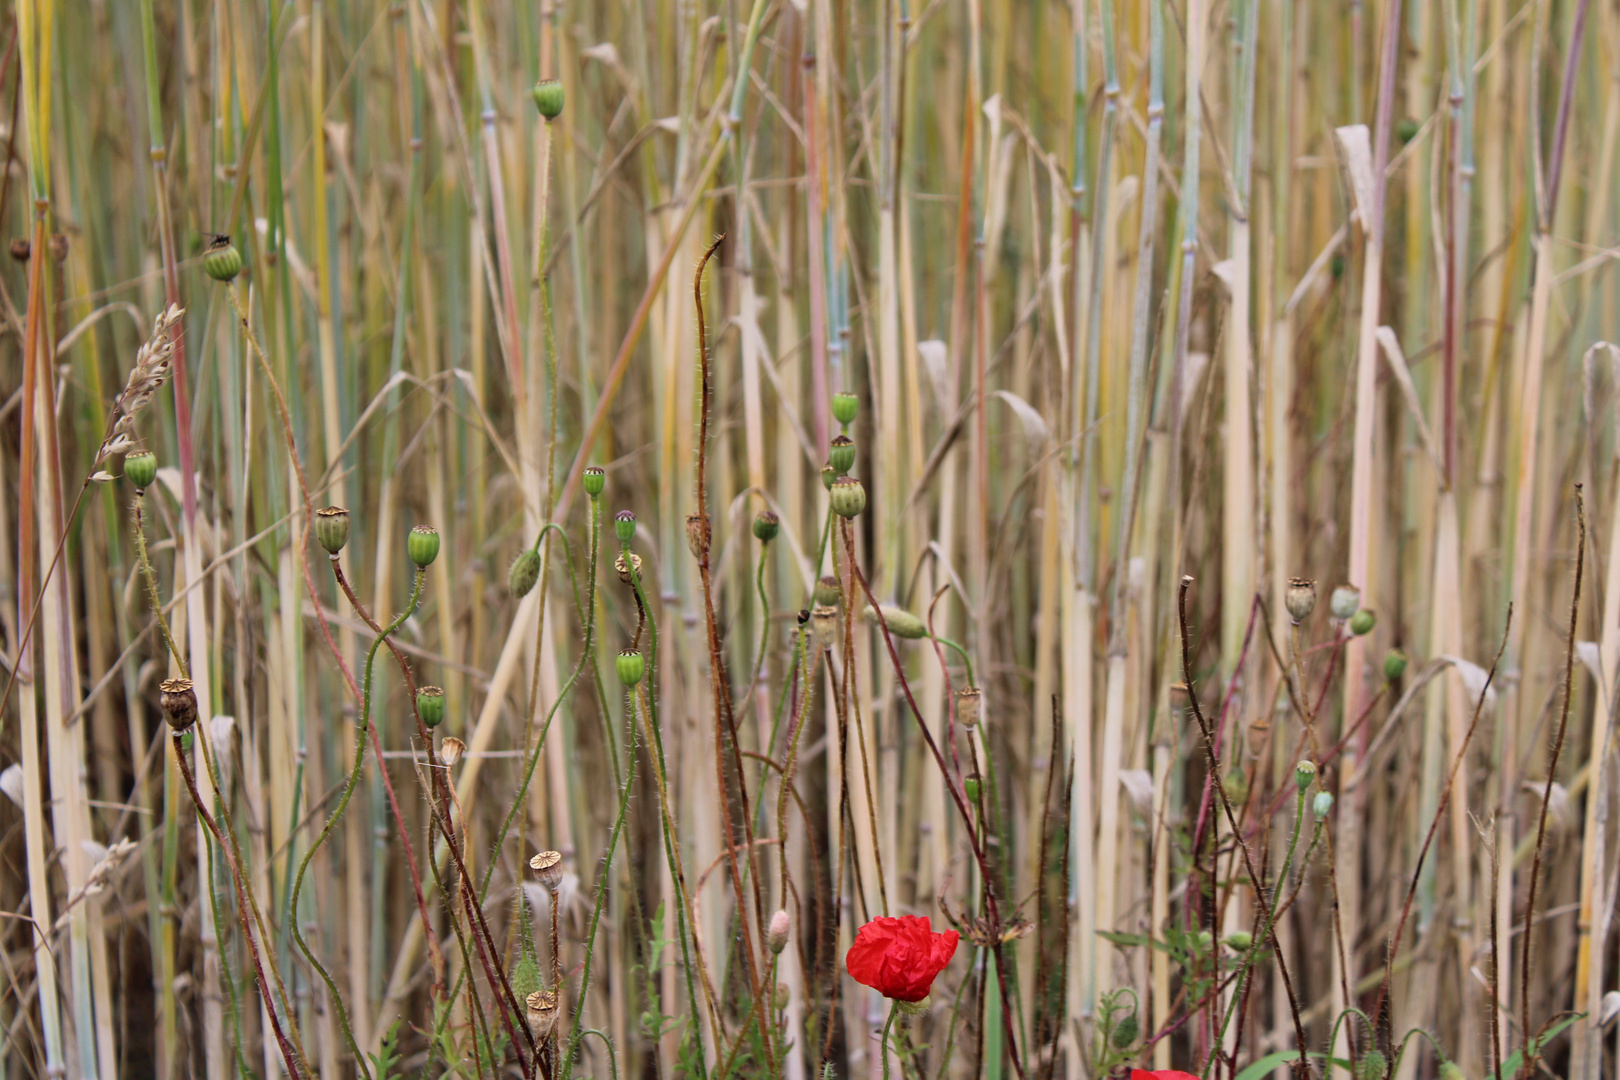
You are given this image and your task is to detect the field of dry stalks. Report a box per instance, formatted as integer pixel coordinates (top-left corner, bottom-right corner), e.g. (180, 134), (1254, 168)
(2, 1), (1619, 1079)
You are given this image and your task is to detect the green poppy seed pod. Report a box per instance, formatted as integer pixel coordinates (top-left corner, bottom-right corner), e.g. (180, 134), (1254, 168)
(821, 465), (836, 491)
(1396, 117), (1421, 145)
(203, 234), (243, 282)
(160, 677), (199, 731)
(865, 603), (927, 640)
(1223, 930), (1253, 952)
(1384, 649), (1409, 681)
(1223, 767), (1250, 807)
(417, 685), (446, 727)
(582, 466), (606, 498)
(1438, 1063), (1465, 1080)
(753, 510), (779, 542)
(532, 79), (565, 120)
(1355, 1050), (1389, 1080)
(1295, 760), (1318, 791)
(832, 391), (859, 428)
(1350, 608), (1377, 636)
(766, 909), (790, 954)
(815, 575), (841, 607)
(1329, 584), (1361, 620)
(1110, 1010), (1139, 1048)
(964, 775), (981, 803)
(1313, 791), (1335, 821)
(828, 435), (856, 476)
(508, 547), (541, 598)
(615, 510), (636, 544)
(616, 649), (645, 687)
(124, 450), (158, 491)
(1331, 253), (1346, 280)
(1285, 577), (1317, 623)
(956, 687), (982, 728)
(407, 525), (440, 569)
(315, 506), (350, 556)
(811, 606), (839, 650)
(830, 476), (866, 519)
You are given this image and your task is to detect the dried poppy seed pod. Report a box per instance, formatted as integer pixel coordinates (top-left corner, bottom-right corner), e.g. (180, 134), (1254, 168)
(1349, 608), (1376, 636)
(752, 510), (779, 542)
(1313, 791), (1335, 821)
(315, 506), (350, 556)
(417, 685), (446, 727)
(616, 649), (645, 687)
(1329, 584), (1361, 620)
(830, 476), (866, 519)
(685, 513), (709, 559)
(828, 434), (856, 476)
(532, 78), (565, 120)
(956, 687), (982, 728)
(530, 849), (564, 891)
(766, 909), (790, 954)
(203, 234), (242, 282)
(9, 237), (29, 262)
(811, 606), (839, 650)
(614, 510), (636, 544)
(160, 677), (199, 731)
(832, 391), (859, 428)
(615, 551), (643, 586)
(407, 525), (440, 569)
(1284, 577), (1316, 623)
(1383, 649), (1409, 681)
(438, 736), (466, 767)
(582, 466), (606, 498)
(525, 989), (560, 1038)
(124, 450), (158, 491)
(865, 603), (926, 640)
(1294, 760), (1317, 791)
(815, 576), (841, 607)
(508, 547), (541, 598)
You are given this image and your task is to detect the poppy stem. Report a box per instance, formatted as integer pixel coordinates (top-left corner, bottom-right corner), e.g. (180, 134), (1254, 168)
(880, 1000), (900, 1080)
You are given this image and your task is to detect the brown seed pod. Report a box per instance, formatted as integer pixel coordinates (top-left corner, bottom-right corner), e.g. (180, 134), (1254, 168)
(525, 989), (560, 1038)
(529, 849), (564, 891)
(160, 677), (199, 731)
(615, 550), (643, 586)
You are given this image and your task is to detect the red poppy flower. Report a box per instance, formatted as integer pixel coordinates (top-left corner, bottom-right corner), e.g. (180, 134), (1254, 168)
(845, 915), (959, 1002)
(1131, 1071), (1200, 1080)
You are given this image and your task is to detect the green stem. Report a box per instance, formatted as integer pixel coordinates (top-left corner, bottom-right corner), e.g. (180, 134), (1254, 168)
(881, 1000), (900, 1080)
(132, 494), (187, 678)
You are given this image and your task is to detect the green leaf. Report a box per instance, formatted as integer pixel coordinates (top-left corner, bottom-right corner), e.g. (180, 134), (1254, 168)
(1232, 1050), (1351, 1080)
(1489, 1014), (1582, 1080)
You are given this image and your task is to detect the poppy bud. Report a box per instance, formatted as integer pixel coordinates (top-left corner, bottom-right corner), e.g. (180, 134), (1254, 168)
(532, 79), (565, 121)
(811, 606), (838, 649)
(767, 909), (790, 954)
(865, 603), (926, 640)
(438, 736), (466, 767)
(1383, 649), (1408, 681)
(1197, 929), (1214, 950)
(1438, 1063), (1465, 1080)
(615, 510), (636, 544)
(1111, 1010), (1139, 1047)
(1355, 1050), (1389, 1080)
(830, 477), (866, 519)
(509, 548), (541, 597)
(582, 466), (605, 498)
(828, 435), (856, 476)
(753, 510), (779, 542)
(615, 551), (643, 586)
(1223, 767), (1249, 807)
(686, 513), (709, 558)
(616, 649), (645, 687)
(417, 685), (446, 727)
(529, 849), (564, 891)
(821, 465), (836, 491)
(1285, 577), (1316, 623)
(956, 687), (982, 728)
(1224, 930), (1253, 952)
(1329, 584), (1361, 620)
(815, 576), (841, 607)
(160, 677), (199, 731)
(315, 506), (350, 556)
(1350, 608), (1376, 636)
(1313, 791), (1335, 821)
(408, 525), (440, 569)
(526, 989), (560, 1038)
(124, 450), (158, 491)
(832, 391), (859, 428)
(203, 235), (243, 282)
(1295, 760), (1317, 791)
